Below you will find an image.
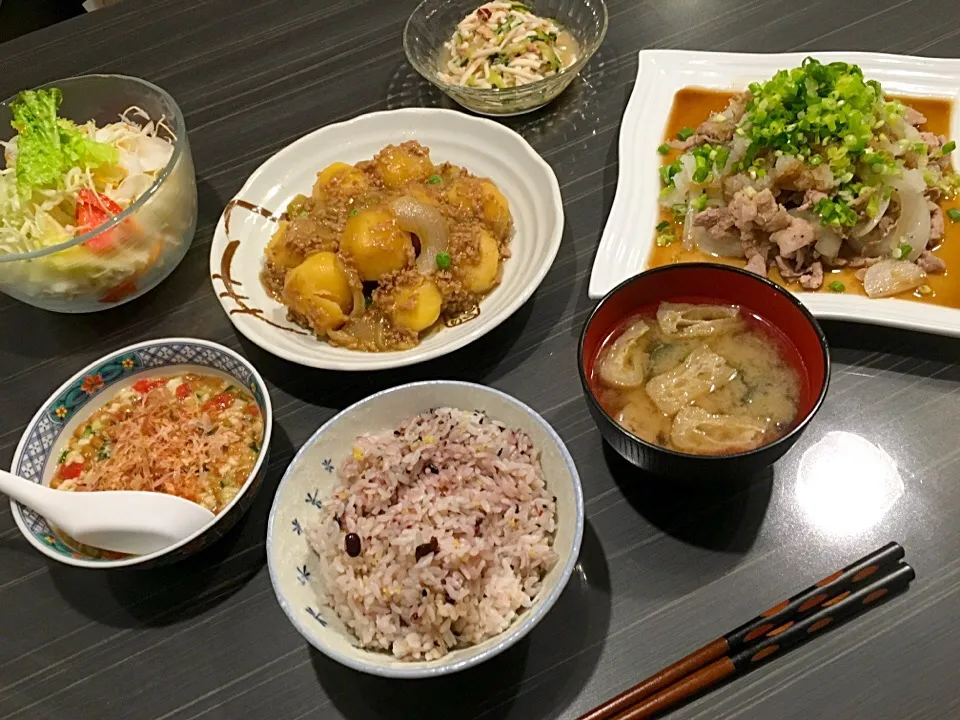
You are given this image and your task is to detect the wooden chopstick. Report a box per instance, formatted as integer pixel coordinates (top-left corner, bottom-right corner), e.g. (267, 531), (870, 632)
(577, 542), (909, 720)
(608, 563), (915, 720)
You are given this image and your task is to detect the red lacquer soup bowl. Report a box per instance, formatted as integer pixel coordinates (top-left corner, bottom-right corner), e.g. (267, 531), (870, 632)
(578, 263), (830, 479)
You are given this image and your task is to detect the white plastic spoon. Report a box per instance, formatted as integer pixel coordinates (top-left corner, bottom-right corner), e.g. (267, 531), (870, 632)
(0, 469), (215, 556)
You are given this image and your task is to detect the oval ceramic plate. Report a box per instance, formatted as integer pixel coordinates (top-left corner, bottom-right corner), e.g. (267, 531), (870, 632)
(209, 108), (564, 369)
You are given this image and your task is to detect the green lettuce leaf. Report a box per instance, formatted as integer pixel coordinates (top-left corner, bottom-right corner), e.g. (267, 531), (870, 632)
(10, 88), (64, 195)
(9, 88), (118, 197)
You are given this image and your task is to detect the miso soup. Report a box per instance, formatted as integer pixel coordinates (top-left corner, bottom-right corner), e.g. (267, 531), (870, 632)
(590, 301), (803, 455)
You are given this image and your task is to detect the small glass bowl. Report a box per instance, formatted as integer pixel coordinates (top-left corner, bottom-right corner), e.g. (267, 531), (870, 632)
(404, 0), (608, 116)
(0, 75), (197, 313)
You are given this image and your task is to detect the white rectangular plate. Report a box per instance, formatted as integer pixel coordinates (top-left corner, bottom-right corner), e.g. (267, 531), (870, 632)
(589, 49), (960, 337)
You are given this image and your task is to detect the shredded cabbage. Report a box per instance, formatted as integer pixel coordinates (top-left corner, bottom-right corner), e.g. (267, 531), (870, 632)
(0, 90), (175, 260)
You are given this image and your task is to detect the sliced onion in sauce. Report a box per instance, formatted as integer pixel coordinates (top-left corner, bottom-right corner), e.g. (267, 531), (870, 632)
(887, 171), (930, 261)
(693, 225), (745, 258)
(335, 255), (366, 319)
(862, 259), (926, 298)
(682, 204), (696, 250)
(853, 189), (892, 238)
(388, 196), (449, 273)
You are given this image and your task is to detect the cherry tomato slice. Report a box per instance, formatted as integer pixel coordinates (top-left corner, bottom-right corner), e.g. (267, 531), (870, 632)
(202, 392), (234, 414)
(176, 383), (191, 400)
(132, 378), (165, 394)
(59, 461), (85, 480)
(76, 189), (123, 254)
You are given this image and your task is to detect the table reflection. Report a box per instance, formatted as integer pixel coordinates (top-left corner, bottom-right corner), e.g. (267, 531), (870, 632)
(795, 431), (904, 536)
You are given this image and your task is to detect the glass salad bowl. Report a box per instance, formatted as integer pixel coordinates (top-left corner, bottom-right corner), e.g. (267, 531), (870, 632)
(404, 0), (608, 116)
(0, 75), (197, 313)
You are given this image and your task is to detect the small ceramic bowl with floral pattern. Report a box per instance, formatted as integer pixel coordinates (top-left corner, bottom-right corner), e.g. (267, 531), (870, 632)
(9, 337), (272, 569)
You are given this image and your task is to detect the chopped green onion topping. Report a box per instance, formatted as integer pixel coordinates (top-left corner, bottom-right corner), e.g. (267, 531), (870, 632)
(427, 175), (442, 184)
(947, 208), (960, 222)
(657, 143), (670, 155)
(692, 194), (708, 212)
(656, 232), (676, 247)
(813, 196), (858, 228)
(942, 140), (956, 154)
(249, 442), (260, 453)
(83, 425), (94, 437)
(892, 242), (912, 259)
(348, 208), (360, 217)
(655, 220), (670, 232)
(436, 251), (452, 270)
(714, 147), (730, 170)
(676, 127), (694, 141)
(828, 281), (845, 292)
(57, 450), (68, 464)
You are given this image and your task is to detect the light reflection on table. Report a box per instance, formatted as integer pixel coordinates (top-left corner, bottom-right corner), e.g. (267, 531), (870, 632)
(795, 431), (905, 536)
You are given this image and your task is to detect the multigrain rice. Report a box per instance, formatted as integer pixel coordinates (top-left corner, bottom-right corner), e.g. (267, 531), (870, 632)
(307, 408), (558, 660)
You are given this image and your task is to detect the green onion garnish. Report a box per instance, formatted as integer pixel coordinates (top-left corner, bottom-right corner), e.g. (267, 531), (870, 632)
(828, 281), (845, 292)
(942, 140), (956, 154)
(436, 252), (452, 270)
(676, 127), (694, 141)
(893, 243), (912, 259)
(692, 194), (708, 212)
(657, 143), (670, 155)
(655, 220), (670, 232)
(348, 208), (360, 217)
(427, 175), (442, 184)
(57, 450), (68, 464)
(947, 208), (960, 222)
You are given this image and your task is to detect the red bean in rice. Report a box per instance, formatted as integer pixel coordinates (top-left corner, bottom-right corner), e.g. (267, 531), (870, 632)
(308, 408), (558, 661)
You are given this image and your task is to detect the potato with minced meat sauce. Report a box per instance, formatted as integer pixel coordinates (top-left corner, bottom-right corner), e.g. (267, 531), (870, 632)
(259, 141), (514, 352)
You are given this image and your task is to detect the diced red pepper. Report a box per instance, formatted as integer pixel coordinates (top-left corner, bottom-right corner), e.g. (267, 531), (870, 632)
(132, 378), (165, 394)
(202, 392), (234, 414)
(76, 188), (123, 254)
(59, 461), (85, 480)
(243, 402), (260, 416)
(176, 383), (191, 400)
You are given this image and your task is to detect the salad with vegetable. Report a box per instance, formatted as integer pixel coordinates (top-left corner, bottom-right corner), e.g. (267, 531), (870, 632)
(0, 87), (177, 304)
(658, 58), (959, 298)
(438, 2), (579, 89)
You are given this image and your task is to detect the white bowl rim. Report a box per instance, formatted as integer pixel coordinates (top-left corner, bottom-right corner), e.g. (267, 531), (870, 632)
(266, 379), (585, 678)
(209, 106), (565, 371)
(9, 336), (274, 569)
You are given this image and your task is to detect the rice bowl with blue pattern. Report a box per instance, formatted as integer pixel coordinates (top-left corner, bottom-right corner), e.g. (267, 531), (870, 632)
(266, 380), (583, 678)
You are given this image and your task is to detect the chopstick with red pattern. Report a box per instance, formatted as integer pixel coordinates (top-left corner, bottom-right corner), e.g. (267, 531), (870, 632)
(577, 542), (908, 720)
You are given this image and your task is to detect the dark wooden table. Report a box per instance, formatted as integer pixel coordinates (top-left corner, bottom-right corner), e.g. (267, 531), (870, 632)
(3, 1), (960, 718)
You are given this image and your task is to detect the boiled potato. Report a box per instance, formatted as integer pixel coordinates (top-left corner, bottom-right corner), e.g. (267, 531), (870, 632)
(390, 277), (443, 332)
(264, 223), (304, 270)
(340, 208), (413, 281)
(282, 251), (353, 334)
(460, 229), (501, 293)
(478, 180), (511, 238)
(374, 143), (433, 189)
(312, 162), (368, 197)
(446, 179), (511, 239)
